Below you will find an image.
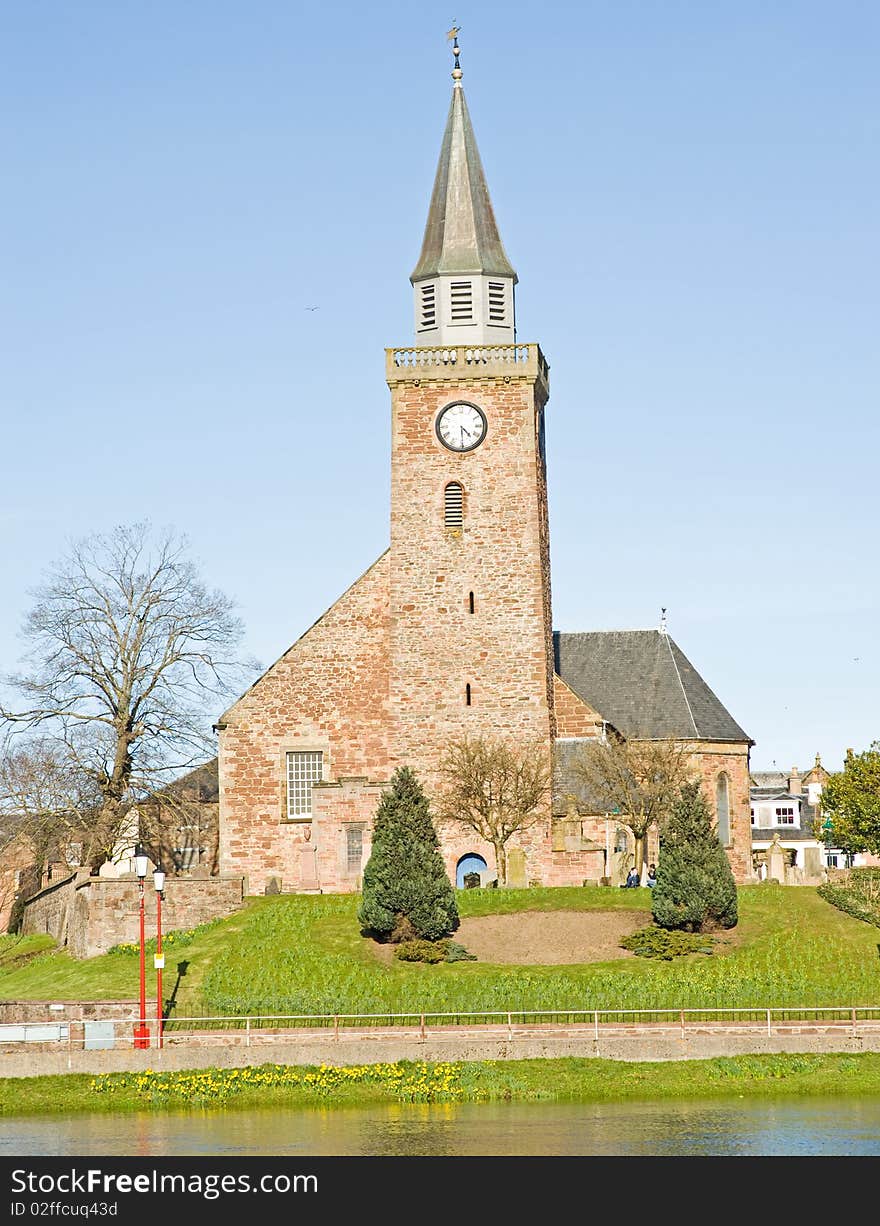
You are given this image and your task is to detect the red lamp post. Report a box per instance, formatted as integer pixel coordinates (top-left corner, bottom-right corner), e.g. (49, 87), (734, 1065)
(133, 848), (150, 1050)
(153, 868), (165, 1049)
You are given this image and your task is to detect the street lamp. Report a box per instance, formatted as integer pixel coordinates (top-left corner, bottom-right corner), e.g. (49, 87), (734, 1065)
(133, 848), (150, 1050)
(153, 867), (165, 1049)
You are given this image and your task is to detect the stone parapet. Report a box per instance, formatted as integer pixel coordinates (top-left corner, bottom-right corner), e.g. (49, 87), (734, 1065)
(386, 343), (549, 398)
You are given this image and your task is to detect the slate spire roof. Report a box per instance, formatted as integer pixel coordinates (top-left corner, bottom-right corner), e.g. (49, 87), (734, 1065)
(410, 80), (517, 284)
(553, 630), (752, 744)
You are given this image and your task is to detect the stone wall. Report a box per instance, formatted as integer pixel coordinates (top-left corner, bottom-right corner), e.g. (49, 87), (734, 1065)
(218, 551), (392, 897)
(22, 874), (246, 959)
(20, 872), (79, 944)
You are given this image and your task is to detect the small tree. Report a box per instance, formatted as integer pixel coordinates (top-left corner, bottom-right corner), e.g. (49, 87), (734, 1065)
(436, 736), (551, 886)
(818, 743), (880, 856)
(652, 780), (737, 932)
(573, 735), (692, 878)
(358, 766), (458, 942)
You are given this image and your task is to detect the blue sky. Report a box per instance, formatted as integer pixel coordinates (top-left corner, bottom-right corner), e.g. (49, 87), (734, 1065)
(1, 2), (878, 774)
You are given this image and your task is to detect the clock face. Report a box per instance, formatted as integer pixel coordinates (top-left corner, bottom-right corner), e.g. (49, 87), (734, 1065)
(436, 402), (487, 452)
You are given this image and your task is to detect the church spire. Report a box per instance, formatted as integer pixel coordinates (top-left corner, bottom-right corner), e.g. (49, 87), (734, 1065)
(410, 32), (517, 345)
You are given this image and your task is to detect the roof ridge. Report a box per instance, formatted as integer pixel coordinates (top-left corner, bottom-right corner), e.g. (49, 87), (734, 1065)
(663, 634), (700, 738)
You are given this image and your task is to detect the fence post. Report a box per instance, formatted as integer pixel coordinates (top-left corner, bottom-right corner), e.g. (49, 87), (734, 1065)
(852, 1008), (858, 1037)
(767, 1008), (772, 1037)
(246, 1017), (250, 1048)
(680, 1010), (685, 1039)
(594, 1010), (599, 1041)
(420, 1013), (426, 1040)
(507, 1012), (513, 1040)
(334, 1014), (339, 1042)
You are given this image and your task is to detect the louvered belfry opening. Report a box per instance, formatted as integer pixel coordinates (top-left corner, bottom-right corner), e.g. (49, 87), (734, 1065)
(419, 282), (436, 329)
(488, 281), (506, 324)
(450, 280), (474, 322)
(444, 482), (464, 527)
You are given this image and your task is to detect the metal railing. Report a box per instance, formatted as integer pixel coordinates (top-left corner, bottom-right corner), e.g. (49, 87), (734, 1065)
(6, 1006), (880, 1051)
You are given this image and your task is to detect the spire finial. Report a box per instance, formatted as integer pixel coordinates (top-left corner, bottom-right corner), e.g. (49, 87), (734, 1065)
(659, 607), (668, 635)
(447, 22), (462, 83)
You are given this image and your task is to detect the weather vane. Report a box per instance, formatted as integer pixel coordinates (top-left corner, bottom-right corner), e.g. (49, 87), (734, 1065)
(447, 22), (462, 80)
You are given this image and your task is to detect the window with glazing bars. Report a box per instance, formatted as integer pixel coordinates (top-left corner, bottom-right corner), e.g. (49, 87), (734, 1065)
(444, 482), (463, 527)
(450, 280), (473, 322)
(346, 825), (364, 874)
(286, 751), (323, 819)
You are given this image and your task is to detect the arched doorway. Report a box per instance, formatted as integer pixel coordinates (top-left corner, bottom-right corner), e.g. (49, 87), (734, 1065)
(456, 853), (488, 888)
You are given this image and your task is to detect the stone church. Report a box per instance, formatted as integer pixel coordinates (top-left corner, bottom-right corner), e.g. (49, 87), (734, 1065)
(217, 46), (753, 896)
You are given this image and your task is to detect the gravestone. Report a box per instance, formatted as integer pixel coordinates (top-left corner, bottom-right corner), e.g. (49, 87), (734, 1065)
(803, 846), (825, 883)
(299, 845), (319, 891)
(264, 876), (282, 895)
(463, 872), (481, 889)
(506, 848), (527, 889)
(767, 835), (786, 884)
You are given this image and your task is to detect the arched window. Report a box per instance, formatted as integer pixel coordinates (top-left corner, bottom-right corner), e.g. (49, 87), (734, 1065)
(716, 773), (730, 845)
(444, 482), (463, 528)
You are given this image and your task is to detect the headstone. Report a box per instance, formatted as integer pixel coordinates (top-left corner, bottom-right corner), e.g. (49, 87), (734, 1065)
(299, 845), (319, 891)
(463, 872), (481, 889)
(767, 835), (786, 884)
(264, 876), (282, 895)
(803, 846), (824, 883)
(506, 847), (527, 888)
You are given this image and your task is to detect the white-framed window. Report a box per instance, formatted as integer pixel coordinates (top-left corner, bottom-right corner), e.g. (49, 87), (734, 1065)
(286, 751), (324, 820)
(346, 825), (364, 875)
(775, 807), (795, 825)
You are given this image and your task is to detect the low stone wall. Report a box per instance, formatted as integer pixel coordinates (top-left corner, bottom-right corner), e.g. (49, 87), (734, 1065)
(22, 874), (246, 959)
(0, 1000), (147, 1024)
(0, 1028), (877, 1078)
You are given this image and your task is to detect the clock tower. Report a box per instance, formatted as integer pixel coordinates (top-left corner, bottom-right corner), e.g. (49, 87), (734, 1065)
(387, 38), (556, 825)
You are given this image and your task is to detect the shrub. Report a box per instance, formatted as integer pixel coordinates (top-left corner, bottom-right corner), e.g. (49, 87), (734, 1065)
(358, 767), (459, 943)
(818, 867), (880, 928)
(652, 781), (738, 932)
(445, 942), (477, 962)
(620, 925), (716, 960)
(394, 939), (449, 964)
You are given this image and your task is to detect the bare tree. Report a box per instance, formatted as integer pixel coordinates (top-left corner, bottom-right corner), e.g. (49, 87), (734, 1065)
(436, 736), (552, 886)
(1, 523), (255, 870)
(572, 735), (694, 878)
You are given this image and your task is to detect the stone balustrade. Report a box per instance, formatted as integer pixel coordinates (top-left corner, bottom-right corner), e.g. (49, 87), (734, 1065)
(386, 342), (549, 392)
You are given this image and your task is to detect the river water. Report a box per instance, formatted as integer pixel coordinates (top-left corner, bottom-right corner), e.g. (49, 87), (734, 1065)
(2, 1098), (879, 1156)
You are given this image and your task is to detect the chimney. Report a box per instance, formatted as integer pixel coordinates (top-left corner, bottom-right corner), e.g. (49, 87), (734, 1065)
(789, 766), (802, 795)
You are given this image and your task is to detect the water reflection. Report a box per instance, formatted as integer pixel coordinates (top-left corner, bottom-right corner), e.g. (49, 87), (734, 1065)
(2, 1098), (879, 1156)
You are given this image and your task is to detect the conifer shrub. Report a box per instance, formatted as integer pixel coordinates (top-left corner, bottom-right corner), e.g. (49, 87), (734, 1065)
(394, 939), (449, 963)
(652, 780), (738, 932)
(358, 766), (459, 942)
(620, 924), (716, 960)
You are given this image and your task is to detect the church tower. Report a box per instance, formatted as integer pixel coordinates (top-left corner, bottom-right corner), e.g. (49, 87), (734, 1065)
(387, 37), (556, 804)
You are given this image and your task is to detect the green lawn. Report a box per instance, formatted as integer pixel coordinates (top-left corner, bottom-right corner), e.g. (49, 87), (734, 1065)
(3, 1053), (880, 1116)
(2, 884), (878, 1016)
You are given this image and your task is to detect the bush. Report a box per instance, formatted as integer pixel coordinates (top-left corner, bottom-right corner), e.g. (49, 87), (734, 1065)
(358, 767), (459, 942)
(620, 925), (716, 960)
(445, 941), (477, 963)
(394, 939), (449, 963)
(652, 781), (738, 932)
(818, 867), (880, 928)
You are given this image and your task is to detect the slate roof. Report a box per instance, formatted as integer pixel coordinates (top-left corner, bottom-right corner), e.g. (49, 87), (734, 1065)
(553, 630), (751, 744)
(552, 738), (610, 815)
(751, 770), (788, 790)
(410, 83), (517, 283)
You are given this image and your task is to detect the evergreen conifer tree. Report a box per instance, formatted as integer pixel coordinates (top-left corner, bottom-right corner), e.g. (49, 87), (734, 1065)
(652, 780), (738, 931)
(358, 766), (459, 942)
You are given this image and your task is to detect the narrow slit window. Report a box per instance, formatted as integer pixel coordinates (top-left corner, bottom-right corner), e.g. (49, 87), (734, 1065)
(468, 590), (475, 613)
(419, 282), (436, 329)
(716, 773), (730, 845)
(444, 482), (463, 527)
(488, 281), (506, 323)
(466, 683), (472, 706)
(450, 280), (473, 322)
